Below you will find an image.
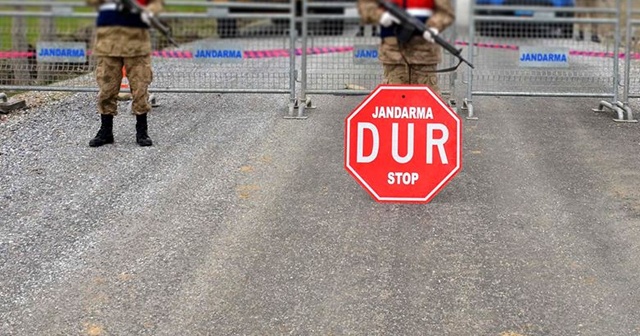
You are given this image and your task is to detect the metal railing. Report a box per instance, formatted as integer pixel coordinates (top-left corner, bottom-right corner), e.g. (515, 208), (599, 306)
(462, 0), (637, 121)
(0, 0), (300, 113)
(293, 0), (460, 117)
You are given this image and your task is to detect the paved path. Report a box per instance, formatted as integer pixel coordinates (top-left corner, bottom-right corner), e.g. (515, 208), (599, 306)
(1, 91), (639, 335)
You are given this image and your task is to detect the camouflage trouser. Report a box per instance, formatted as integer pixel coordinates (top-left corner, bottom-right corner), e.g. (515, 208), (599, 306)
(574, 0), (600, 34)
(383, 63), (440, 95)
(96, 55), (153, 116)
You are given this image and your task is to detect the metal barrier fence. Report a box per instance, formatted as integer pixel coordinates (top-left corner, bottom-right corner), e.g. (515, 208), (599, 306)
(295, 0), (459, 117)
(0, 0), (300, 113)
(0, 0), (638, 121)
(623, 6), (640, 116)
(0, 0), (460, 118)
(464, 0), (637, 122)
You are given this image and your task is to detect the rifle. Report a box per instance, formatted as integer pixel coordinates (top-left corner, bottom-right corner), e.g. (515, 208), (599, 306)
(117, 0), (180, 48)
(376, 0), (474, 70)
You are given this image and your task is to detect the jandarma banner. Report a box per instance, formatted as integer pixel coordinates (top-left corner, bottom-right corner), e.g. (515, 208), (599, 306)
(519, 46), (570, 68)
(36, 42), (87, 63)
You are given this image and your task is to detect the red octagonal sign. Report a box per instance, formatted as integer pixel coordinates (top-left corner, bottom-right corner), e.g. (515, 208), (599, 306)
(344, 85), (462, 203)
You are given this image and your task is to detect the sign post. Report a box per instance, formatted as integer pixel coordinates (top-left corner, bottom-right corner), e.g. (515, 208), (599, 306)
(344, 85), (462, 203)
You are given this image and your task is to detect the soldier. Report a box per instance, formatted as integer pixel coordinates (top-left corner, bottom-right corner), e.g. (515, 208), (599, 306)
(357, 0), (455, 95)
(87, 0), (163, 147)
(575, 0), (600, 43)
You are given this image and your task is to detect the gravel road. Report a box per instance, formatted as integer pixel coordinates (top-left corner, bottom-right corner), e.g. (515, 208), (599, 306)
(1, 89), (640, 335)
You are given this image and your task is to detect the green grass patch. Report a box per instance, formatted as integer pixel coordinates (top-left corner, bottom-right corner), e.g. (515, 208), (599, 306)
(0, 5), (95, 50)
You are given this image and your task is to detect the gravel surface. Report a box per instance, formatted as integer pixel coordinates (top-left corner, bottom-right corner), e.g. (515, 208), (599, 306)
(1, 89), (640, 335)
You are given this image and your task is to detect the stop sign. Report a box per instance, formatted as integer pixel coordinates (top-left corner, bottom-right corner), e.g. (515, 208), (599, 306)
(344, 85), (462, 203)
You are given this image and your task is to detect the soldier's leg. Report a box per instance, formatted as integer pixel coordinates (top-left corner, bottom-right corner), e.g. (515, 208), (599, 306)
(91, 56), (123, 147)
(383, 63), (410, 84)
(574, 0), (587, 40)
(124, 55), (153, 146)
(586, 0), (600, 42)
(96, 56), (123, 116)
(124, 55), (152, 115)
(411, 64), (440, 96)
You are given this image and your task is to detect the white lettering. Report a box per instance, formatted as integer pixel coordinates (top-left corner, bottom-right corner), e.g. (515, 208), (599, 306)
(391, 123), (414, 164)
(356, 122), (379, 163)
(387, 172), (420, 185)
(372, 106), (430, 119)
(426, 123), (449, 164)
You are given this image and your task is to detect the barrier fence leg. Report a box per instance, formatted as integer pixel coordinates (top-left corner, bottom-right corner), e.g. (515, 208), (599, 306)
(447, 29), (458, 114)
(592, 101), (627, 121)
(463, 2), (477, 120)
(594, 0), (638, 122)
(286, 0), (299, 119)
(463, 98), (474, 120)
(0, 92), (27, 114)
(616, 102), (636, 122)
(620, 0), (637, 122)
(593, 0), (636, 122)
(285, 0), (309, 120)
(149, 94), (159, 107)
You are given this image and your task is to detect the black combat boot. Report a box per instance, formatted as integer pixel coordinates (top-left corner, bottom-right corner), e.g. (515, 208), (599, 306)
(135, 113), (153, 147)
(89, 114), (114, 147)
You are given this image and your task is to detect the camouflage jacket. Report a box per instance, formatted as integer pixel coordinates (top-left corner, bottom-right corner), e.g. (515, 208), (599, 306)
(87, 0), (164, 57)
(357, 0), (455, 64)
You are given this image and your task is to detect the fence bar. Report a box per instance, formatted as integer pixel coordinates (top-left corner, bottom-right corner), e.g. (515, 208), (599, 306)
(463, 0), (475, 119)
(287, 0), (297, 117)
(464, 1), (629, 121)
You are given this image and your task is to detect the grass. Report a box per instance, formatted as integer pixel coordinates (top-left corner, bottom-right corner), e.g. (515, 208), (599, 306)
(0, 5), (94, 50)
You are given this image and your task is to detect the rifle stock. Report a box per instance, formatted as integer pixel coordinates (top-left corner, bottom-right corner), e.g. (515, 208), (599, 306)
(376, 0), (474, 69)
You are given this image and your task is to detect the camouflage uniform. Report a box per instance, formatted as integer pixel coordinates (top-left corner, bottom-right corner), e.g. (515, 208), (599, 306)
(87, 0), (163, 116)
(357, 0), (454, 94)
(575, 0), (600, 42)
